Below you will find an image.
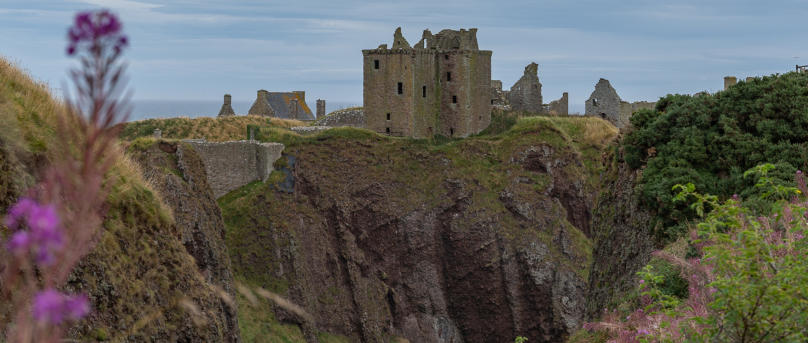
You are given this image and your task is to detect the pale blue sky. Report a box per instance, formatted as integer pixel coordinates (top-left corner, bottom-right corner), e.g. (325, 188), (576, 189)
(1, 0), (807, 116)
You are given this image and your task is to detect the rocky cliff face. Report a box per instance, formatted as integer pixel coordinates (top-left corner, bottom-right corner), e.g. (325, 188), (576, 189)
(221, 120), (611, 342)
(129, 140), (240, 341)
(584, 146), (655, 319)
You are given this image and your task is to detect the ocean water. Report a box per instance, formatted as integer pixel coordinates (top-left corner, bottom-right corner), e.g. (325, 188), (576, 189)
(129, 100), (361, 122)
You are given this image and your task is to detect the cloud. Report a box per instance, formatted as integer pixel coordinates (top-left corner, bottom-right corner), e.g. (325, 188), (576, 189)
(74, 0), (163, 11)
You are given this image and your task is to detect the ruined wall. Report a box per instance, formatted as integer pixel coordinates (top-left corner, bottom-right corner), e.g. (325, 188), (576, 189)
(585, 79), (624, 128)
(508, 62), (543, 113)
(363, 27), (491, 138)
(183, 139), (284, 198)
(314, 108), (366, 128)
(548, 92), (569, 115)
(723, 76), (737, 90)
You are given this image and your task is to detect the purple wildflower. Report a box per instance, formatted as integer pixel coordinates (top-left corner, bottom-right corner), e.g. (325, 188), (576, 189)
(4, 197), (37, 229)
(33, 290), (67, 324)
(66, 10), (127, 56)
(64, 294), (90, 320)
(32, 289), (89, 324)
(637, 329), (650, 335)
(6, 231), (32, 254)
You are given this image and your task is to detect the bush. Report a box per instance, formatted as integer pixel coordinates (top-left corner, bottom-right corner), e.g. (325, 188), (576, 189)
(623, 72), (808, 243)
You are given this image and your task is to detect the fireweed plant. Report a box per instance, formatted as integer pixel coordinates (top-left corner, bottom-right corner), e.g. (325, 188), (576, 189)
(1, 10), (130, 342)
(583, 164), (808, 343)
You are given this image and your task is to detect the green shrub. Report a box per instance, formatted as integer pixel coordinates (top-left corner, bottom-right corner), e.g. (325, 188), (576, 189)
(623, 72), (808, 243)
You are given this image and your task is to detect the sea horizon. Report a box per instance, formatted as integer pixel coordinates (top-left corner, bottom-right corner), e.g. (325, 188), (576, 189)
(127, 99), (361, 122)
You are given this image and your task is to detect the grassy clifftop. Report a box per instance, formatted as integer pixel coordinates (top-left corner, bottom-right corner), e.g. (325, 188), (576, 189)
(0, 57), (237, 340)
(217, 112), (618, 341)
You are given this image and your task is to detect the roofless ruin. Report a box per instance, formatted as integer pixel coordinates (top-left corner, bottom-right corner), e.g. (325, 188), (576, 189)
(363, 27), (492, 138)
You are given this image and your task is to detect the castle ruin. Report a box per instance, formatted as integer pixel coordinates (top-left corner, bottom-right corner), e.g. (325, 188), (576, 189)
(492, 62), (568, 115)
(363, 27), (492, 138)
(248, 90), (315, 120)
(585, 78), (655, 129)
(508, 62), (543, 113)
(217, 94), (236, 117)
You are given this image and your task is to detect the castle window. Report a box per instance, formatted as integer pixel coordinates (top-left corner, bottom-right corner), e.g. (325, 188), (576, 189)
(446, 72), (452, 81)
(386, 127), (391, 134)
(397, 82), (403, 94)
(445, 54), (449, 60)
(452, 95), (457, 103)
(491, 99), (494, 104)
(450, 128), (454, 136)
(593, 98), (598, 107)
(386, 113), (391, 120)
(374, 60), (379, 69)
(422, 86), (426, 98)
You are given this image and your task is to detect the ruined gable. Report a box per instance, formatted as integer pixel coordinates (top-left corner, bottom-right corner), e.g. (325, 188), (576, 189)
(217, 94), (235, 117)
(248, 90), (275, 117)
(585, 78), (655, 129)
(508, 62), (543, 113)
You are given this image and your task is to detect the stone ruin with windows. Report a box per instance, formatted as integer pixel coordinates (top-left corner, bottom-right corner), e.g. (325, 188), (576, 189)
(585, 78), (655, 129)
(363, 27), (492, 138)
(491, 62), (568, 115)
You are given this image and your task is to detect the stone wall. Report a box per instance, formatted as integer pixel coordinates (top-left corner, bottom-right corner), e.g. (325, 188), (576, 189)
(585, 78), (655, 129)
(548, 92), (569, 115)
(290, 126), (331, 135)
(316, 99), (326, 118)
(508, 62), (543, 113)
(183, 139), (284, 198)
(313, 107), (365, 128)
(363, 27), (492, 138)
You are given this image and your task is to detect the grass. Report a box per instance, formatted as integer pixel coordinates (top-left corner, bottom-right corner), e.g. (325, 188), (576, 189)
(1, 55), (238, 340)
(120, 115), (306, 142)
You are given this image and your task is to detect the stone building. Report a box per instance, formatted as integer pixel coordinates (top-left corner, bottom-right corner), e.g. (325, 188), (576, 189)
(508, 62), (543, 113)
(217, 94), (235, 117)
(363, 27), (492, 138)
(248, 90), (315, 121)
(585, 78), (655, 129)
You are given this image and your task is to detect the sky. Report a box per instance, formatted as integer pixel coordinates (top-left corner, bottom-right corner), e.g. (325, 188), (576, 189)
(1, 0), (807, 117)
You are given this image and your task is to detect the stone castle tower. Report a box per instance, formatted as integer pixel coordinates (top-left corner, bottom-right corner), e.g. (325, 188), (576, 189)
(363, 27), (492, 138)
(508, 62), (543, 113)
(217, 94), (235, 117)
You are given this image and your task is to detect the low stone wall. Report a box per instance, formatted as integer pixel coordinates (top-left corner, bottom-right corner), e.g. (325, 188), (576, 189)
(313, 107), (365, 128)
(183, 139), (285, 198)
(291, 126), (332, 135)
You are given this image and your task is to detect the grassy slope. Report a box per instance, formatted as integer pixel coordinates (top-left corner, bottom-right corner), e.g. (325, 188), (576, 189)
(215, 112), (618, 340)
(0, 57), (231, 340)
(120, 115), (306, 142)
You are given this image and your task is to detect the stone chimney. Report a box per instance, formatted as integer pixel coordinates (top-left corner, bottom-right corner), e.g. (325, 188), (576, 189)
(316, 99), (326, 118)
(218, 94), (236, 117)
(724, 76), (737, 90)
(153, 128), (162, 139)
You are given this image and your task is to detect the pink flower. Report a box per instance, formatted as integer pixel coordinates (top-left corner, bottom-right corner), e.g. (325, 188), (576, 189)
(6, 231), (31, 254)
(66, 10), (128, 56)
(32, 289), (90, 324)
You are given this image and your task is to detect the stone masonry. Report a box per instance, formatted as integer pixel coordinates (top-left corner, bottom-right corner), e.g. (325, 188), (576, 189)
(218, 94), (236, 117)
(548, 92), (569, 115)
(508, 62), (543, 113)
(363, 27), (492, 138)
(183, 139), (285, 198)
(723, 76), (737, 90)
(313, 107), (365, 128)
(248, 90), (276, 117)
(316, 99), (326, 118)
(585, 78), (655, 129)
